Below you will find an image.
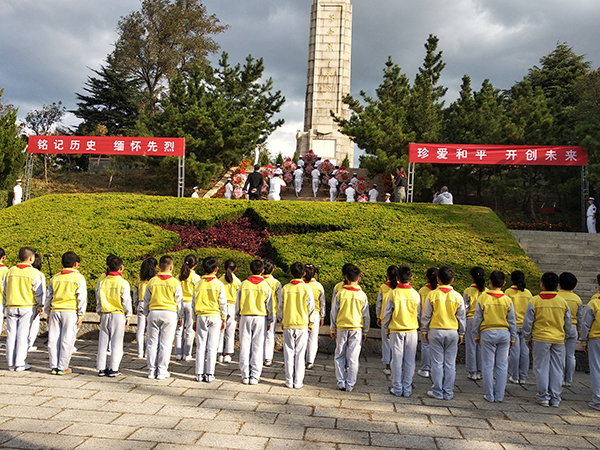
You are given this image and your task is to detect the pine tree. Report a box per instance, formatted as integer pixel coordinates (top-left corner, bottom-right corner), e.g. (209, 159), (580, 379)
(0, 89), (27, 190)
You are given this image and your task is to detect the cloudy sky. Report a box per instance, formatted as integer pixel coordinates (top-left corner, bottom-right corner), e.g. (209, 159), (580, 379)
(2, 0), (600, 164)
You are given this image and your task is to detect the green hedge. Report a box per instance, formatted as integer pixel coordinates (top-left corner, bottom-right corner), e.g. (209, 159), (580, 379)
(0, 194), (542, 316)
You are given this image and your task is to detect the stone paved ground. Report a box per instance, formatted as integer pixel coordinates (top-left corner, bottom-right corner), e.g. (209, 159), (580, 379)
(1, 340), (599, 449)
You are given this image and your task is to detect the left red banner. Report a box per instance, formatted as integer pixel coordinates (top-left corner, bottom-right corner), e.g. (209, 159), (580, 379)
(27, 136), (185, 158)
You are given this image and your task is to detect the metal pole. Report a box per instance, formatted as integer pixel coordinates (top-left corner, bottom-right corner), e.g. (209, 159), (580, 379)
(407, 162), (416, 203)
(177, 156), (185, 198)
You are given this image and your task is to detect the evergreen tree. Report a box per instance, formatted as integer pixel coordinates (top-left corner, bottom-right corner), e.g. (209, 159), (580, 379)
(0, 89), (27, 190)
(444, 75), (476, 143)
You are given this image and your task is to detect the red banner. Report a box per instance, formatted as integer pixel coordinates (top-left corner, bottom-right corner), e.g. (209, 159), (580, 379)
(27, 136), (185, 158)
(409, 143), (587, 166)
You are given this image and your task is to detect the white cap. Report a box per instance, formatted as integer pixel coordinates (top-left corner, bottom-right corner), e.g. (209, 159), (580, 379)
(275, 169), (283, 175)
(590, 197), (595, 201)
(353, 173), (357, 175)
(385, 193), (391, 196)
(299, 155), (303, 158)
(193, 186), (198, 190)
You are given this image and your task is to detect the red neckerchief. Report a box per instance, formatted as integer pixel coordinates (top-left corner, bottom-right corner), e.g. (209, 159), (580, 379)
(344, 286), (361, 292)
(425, 284), (433, 290)
(0, 263), (6, 268)
(488, 292), (504, 299)
(510, 285), (518, 290)
(470, 284), (478, 288)
(157, 274), (172, 280)
(398, 284), (412, 289)
(16, 264), (31, 269)
(203, 276), (216, 282)
(61, 269), (76, 275)
(385, 281), (392, 288)
(439, 286), (453, 294)
(247, 275), (264, 285)
(108, 272), (122, 277)
(291, 279), (304, 285)
(540, 293), (557, 299)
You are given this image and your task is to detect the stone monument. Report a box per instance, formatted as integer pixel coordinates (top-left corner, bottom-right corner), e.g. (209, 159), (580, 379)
(296, 0), (354, 165)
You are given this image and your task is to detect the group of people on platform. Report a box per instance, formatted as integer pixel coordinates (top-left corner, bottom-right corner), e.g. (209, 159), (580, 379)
(3, 246), (598, 410)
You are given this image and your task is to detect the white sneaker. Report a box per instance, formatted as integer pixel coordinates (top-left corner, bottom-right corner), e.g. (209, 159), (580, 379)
(242, 377), (250, 385)
(383, 368), (391, 375)
(508, 376), (519, 384)
(176, 355), (183, 361)
(417, 369), (430, 378)
(294, 384), (304, 389)
(148, 371), (156, 379)
(72, 347), (78, 353)
(184, 355), (193, 362)
(28, 346), (37, 352)
(285, 382), (294, 389)
(156, 372), (170, 380)
(467, 372), (478, 380)
(15, 363), (32, 372)
(217, 354), (224, 363)
(138, 354), (144, 359)
(205, 374), (215, 383)
(476, 372), (483, 380)
(223, 355), (232, 363)
(249, 376), (259, 385)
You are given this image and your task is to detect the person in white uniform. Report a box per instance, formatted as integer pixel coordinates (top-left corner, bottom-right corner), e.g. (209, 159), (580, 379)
(345, 183), (356, 203)
(13, 179), (22, 205)
(311, 167), (320, 197)
(368, 184), (379, 202)
(268, 169), (286, 201)
(191, 186), (199, 198)
(588, 197), (597, 233)
(293, 167), (304, 198)
(253, 145), (260, 166)
(224, 179), (233, 199)
(297, 156), (305, 169)
(350, 173), (358, 186)
(328, 177), (339, 202)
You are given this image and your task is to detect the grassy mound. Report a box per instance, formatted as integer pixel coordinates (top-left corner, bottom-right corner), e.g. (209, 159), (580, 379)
(0, 194), (541, 316)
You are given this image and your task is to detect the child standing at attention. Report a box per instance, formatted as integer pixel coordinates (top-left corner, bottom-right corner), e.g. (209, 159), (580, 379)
(176, 254), (200, 361)
(522, 272), (573, 407)
(236, 259), (273, 385)
(417, 268), (437, 378)
(505, 270), (533, 385)
(217, 259), (241, 363)
(263, 259), (282, 367)
(382, 264), (421, 397)
(376, 265), (399, 375)
(330, 264), (370, 392)
(45, 252), (87, 374)
(192, 257), (227, 383)
(579, 275), (600, 410)
(143, 255), (183, 380)
(278, 262), (315, 389)
(421, 266), (466, 400)
(304, 264), (325, 370)
(133, 257), (157, 359)
(3, 247), (45, 372)
(558, 272), (583, 387)
(473, 270), (517, 403)
(464, 266), (485, 380)
(96, 256), (132, 377)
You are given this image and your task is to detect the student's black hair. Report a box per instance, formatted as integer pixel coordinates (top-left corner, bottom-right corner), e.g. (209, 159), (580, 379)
(158, 255), (174, 272)
(470, 266), (486, 292)
(223, 259), (237, 284)
(32, 253), (43, 271)
(426, 267), (438, 289)
(438, 266), (455, 285)
(559, 272), (578, 291)
(62, 251), (80, 269)
(0, 248), (5, 259)
(346, 265), (361, 283)
(179, 254), (198, 281)
(105, 254), (119, 275)
(304, 264), (316, 283)
(108, 256), (124, 272)
(249, 259), (264, 276)
(398, 265), (412, 284)
(510, 270), (526, 292)
(290, 262), (306, 279)
(140, 257), (158, 282)
(263, 259), (275, 274)
(387, 265), (399, 289)
(341, 263), (352, 276)
(18, 246), (35, 262)
(541, 272), (559, 291)
(200, 257), (217, 275)
(489, 270), (506, 289)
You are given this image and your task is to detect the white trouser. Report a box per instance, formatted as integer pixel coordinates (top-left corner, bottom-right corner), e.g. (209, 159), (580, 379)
(238, 315), (266, 380)
(389, 332), (418, 397)
(175, 302), (194, 357)
(589, 339), (600, 406)
(588, 216), (597, 233)
(334, 329), (363, 391)
(381, 327), (391, 365)
(294, 179), (302, 194)
(97, 313), (126, 371)
(136, 304), (146, 357)
(532, 340), (565, 404)
(284, 328), (308, 387)
(312, 179), (319, 196)
(428, 329), (459, 400)
(480, 329), (511, 402)
(146, 310), (178, 377)
(218, 304), (236, 355)
(329, 188), (337, 202)
(509, 328), (529, 381)
(420, 333), (430, 371)
(306, 312), (321, 364)
(196, 316), (222, 376)
(5, 307), (35, 369)
(28, 313), (40, 348)
(264, 320), (276, 362)
(465, 317), (482, 373)
(48, 311), (78, 371)
(268, 193), (281, 201)
(564, 325), (578, 383)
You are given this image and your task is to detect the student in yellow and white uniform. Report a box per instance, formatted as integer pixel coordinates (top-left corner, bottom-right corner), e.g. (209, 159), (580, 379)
(133, 257), (157, 359)
(143, 255), (183, 380)
(0, 248), (9, 348)
(417, 268), (438, 378)
(27, 253), (45, 352)
(278, 262), (314, 389)
(522, 272), (574, 407)
(331, 263), (352, 306)
(558, 272), (584, 387)
(3, 247), (45, 372)
(330, 264), (370, 392)
(175, 254), (200, 361)
(263, 259), (282, 367)
(463, 266), (485, 380)
(45, 252), (87, 375)
(376, 265), (399, 375)
(579, 275), (600, 411)
(505, 270), (533, 385)
(382, 265), (421, 397)
(236, 259), (273, 385)
(96, 256), (132, 377)
(217, 259), (241, 363)
(192, 257), (227, 383)
(304, 264), (325, 370)
(473, 270), (517, 403)
(95, 254), (119, 356)
(421, 266), (466, 400)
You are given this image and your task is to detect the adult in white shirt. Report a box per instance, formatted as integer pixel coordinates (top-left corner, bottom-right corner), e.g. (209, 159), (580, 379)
(13, 179), (22, 205)
(253, 145), (260, 166)
(269, 170), (286, 201)
(385, 193), (391, 203)
(224, 179), (233, 200)
(311, 168), (320, 197)
(345, 183), (356, 203)
(191, 186), (199, 198)
(328, 177), (339, 202)
(587, 197), (597, 233)
(314, 157), (322, 168)
(368, 185), (379, 202)
(297, 156), (305, 169)
(350, 173), (358, 186)
(432, 186), (454, 205)
(293, 167), (304, 198)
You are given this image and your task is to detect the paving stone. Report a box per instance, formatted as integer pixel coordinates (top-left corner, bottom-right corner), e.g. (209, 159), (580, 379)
(60, 422), (137, 439)
(214, 409), (278, 424)
(143, 394), (200, 406)
(235, 392), (289, 404)
(0, 418), (71, 434)
(370, 432), (436, 449)
(239, 422), (305, 440)
(488, 418), (554, 433)
(0, 394), (52, 407)
(112, 413), (182, 429)
(89, 391), (150, 403)
(336, 418), (398, 433)
(460, 428), (528, 444)
(79, 381), (138, 392)
(1, 431), (86, 449)
(504, 412), (568, 424)
(180, 388), (237, 400)
(500, 444), (568, 450)
(314, 406), (371, 421)
(304, 428), (370, 445)
(156, 404), (219, 420)
(175, 418), (242, 434)
(266, 438), (336, 450)
(0, 384), (43, 395)
(522, 432), (595, 448)
(256, 403), (313, 415)
(102, 401), (163, 415)
(200, 398), (258, 411)
(288, 396), (341, 408)
(397, 423), (462, 439)
(127, 428), (201, 445)
(275, 413), (336, 429)
(448, 407), (506, 418)
(341, 399), (395, 412)
(549, 423), (600, 437)
(436, 437), (504, 450)
(51, 409), (121, 425)
(196, 432), (268, 449)
(35, 387), (98, 399)
(429, 414), (491, 429)
(74, 437), (156, 450)
(0, 405), (59, 420)
(0, 431), (26, 446)
(370, 411), (430, 425)
(41, 397), (109, 411)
